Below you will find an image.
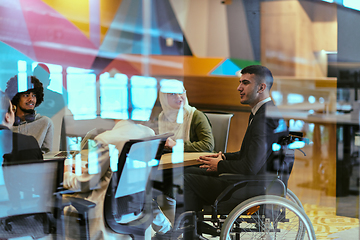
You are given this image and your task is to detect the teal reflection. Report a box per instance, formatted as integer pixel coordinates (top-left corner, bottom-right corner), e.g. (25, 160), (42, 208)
(271, 91), (283, 105)
(109, 144), (119, 172)
(0, 42), (34, 92)
(287, 93), (304, 105)
(100, 73), (129, 119)
(343, 0), (360, 11)
(67, 68), (97, 120)
(130, 76), (157, 121)
(272, 141), (305, 151)
(32, 62), (66, 118)
(0, 130), (12, 186)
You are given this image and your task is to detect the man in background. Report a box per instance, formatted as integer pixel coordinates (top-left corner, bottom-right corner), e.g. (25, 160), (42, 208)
(0, 90), (43, 212)
(5, 75), (54, 153)
(0, 90), (43, 163)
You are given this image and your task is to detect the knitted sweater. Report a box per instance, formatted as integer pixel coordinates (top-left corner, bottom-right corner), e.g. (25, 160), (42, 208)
(185, 110), (214, 152)
(12, 113), (54, 153)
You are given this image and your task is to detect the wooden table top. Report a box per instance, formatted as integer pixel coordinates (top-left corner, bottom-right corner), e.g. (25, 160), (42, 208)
(158, 152), (213, 170)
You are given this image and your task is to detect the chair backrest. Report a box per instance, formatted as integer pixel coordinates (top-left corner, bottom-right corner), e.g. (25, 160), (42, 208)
(0, 159), (64, 239)
(203, 111), (233, 152)
(104, 133), (172, 238)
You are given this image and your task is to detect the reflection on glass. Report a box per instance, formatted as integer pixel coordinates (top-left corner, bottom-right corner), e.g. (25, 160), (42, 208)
(308, 95), (316, 104)
(287, 93), (304, 105)
(17, 60), (28, 93)
(88, 149), (99, 175)
(75, 153), (82, 176)
(131, 76), (157, 121)
(271, 91), (283, 105)
(171, 139), (184, 164)
(100, 73), (129, 119)
(0, 130), (12, 186)
(115, 139), (160, 198)
(31, 62), (66, 118)
(32, 62), (63, 94)
(343, 0), (360, 11)
(109, 144), (119, 172)
(67, 68), (97, 120)
(289, 119), (305, 132)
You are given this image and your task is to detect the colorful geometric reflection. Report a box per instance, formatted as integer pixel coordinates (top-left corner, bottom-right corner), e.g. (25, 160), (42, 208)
(0, 0), (257, 121)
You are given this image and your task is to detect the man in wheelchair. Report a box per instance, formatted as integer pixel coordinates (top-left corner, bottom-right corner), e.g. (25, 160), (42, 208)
(181, 65), (298, 239)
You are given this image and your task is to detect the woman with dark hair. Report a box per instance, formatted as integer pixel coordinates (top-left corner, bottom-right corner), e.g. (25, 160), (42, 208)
(5, 75), (54, 153)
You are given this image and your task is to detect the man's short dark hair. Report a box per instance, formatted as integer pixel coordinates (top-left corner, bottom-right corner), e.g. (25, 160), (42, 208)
(241, 65), (274, 89)
(5, 75), (44, 107)
(0, 90), (10, 122)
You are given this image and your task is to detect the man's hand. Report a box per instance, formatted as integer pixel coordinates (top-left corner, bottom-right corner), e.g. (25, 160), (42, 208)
(197, 151), (223, 172)
(165, 137), (177, 149)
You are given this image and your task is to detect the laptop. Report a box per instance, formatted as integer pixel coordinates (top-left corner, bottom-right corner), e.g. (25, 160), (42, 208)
(43, 128), (97, 160)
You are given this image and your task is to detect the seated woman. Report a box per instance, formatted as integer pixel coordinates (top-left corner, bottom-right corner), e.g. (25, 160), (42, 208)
(158, 79), (214, 153)
(151, 80), (215, 239)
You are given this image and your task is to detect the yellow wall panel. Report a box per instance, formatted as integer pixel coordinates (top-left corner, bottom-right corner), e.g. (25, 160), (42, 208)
(183, 57), (223, 76)
(41, 0), (90, 38)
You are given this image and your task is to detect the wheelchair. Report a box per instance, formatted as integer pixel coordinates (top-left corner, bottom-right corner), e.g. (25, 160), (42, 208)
(173, 132), (316, 240)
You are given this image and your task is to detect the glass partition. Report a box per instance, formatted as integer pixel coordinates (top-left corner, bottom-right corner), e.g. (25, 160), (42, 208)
(0, 0), (360, 239)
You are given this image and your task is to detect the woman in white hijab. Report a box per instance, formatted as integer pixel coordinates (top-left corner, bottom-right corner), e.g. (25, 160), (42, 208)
(158, 79), (214, 152)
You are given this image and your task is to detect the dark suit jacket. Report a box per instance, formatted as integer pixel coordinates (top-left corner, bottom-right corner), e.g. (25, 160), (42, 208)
(0, 125), (43, 164)
(218, 101), (288, 175)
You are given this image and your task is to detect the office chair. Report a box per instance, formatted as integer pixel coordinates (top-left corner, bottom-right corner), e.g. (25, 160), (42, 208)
(203, 111), (233, 153)
(65, 133), (172, 240)
(174, 132), (316, 240)
(0, 159), (66, 240)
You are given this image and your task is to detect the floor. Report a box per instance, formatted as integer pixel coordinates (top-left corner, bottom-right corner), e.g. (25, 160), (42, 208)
(287, 144), (360, 240)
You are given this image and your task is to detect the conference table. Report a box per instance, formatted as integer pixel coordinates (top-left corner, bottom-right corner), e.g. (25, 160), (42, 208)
(158, 152), (212, 170)
(154, 152), (212, 199)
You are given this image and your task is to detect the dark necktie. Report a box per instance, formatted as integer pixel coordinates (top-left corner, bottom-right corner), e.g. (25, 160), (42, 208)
(248, 112), (254, 125)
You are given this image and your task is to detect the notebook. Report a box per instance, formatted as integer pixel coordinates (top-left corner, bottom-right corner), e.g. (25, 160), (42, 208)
(43, 128), (97, 160)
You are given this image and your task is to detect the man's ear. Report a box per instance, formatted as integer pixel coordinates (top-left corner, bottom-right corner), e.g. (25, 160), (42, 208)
(4, 112), (11, 124)
(258, 83), (266, 93)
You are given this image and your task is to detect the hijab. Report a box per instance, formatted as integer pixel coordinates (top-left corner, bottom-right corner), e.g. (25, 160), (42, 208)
(158, 80), (196, 141)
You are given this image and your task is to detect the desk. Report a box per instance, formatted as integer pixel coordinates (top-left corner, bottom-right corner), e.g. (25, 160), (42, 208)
(155, 152), (211, 199)
(159, 152), (212, 170)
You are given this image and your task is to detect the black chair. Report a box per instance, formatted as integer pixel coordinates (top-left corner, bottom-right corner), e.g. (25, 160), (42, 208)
(0, 158), (66, 240)
(66, 133), (172, 240)
(174, 132), (316, 240)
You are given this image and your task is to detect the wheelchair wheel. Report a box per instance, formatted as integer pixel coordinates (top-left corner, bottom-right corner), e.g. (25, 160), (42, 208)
(220, 195), (315, 240)
(286, 189), (304, 209)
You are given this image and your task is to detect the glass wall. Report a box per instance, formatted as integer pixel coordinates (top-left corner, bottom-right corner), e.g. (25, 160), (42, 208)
(0, 0), (360, 239)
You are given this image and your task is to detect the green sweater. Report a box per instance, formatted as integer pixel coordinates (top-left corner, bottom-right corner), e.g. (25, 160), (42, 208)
(185, 110), (214, 152)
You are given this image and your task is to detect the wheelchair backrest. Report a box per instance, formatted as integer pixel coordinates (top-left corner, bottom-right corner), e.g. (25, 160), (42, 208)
(266, 131), (305, 186)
